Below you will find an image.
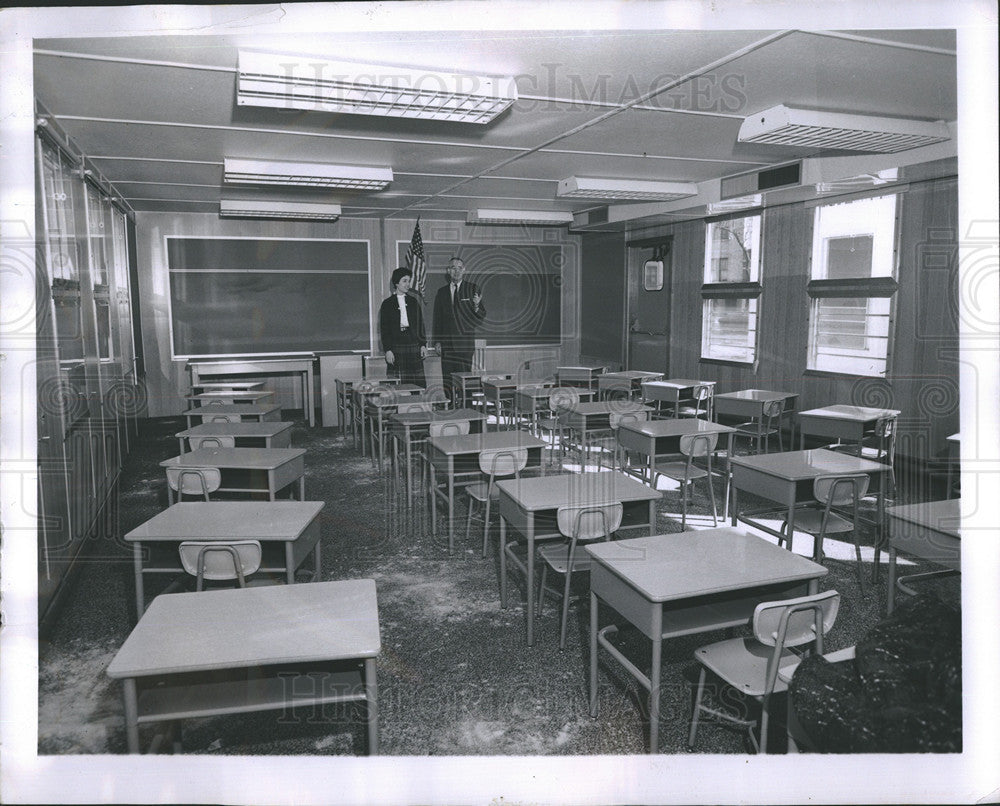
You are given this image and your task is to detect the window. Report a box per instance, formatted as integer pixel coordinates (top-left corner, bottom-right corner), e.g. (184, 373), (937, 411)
(701, 213), (762, 363)
(807, 194), (898, 376)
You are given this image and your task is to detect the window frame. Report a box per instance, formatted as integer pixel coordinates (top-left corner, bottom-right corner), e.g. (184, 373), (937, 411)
(699, 211), (764, 367)
(806, 193), (900, 377)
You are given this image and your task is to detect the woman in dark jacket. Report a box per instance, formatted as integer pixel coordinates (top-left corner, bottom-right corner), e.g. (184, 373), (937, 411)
(378, 267), (427, 387)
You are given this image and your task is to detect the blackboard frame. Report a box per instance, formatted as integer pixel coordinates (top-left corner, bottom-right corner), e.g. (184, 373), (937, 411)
(166, 235), (372, 358)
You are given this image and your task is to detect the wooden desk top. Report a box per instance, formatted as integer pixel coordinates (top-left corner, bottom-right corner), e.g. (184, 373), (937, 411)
(642, 378), (715, 390)
(563, 401), (653, 416)
(497, 470), (660, 511)
(186, 390), (275, 402)
(182, 403), (281, 417)
(160, 447), (305, 470)
(389, 407), (486, 428)
(619, 418), (736, 438)
(947, 432), (961, 443)
(585, 528), (827, 603)
(601, 371), (664, 381)
(188, 356), (315, 369)
(557, 365), (606, 373)
(887, 498), (962, 538)
(366, 391), (446, 409)
(715, 388), (798, 402)
(176, 421), (294, 439)
(107, 579), (380, 679)
(192, 381), (265, 390)
(798, 405), (901, 420)
(124, 501), (324, 542)
(730, 448), (886, 480)
(429, 431), (547, 456)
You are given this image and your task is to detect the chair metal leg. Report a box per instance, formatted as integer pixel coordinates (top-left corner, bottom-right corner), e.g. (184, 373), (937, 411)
(688, 667), (707, 747)
(482, 498), (492, 557)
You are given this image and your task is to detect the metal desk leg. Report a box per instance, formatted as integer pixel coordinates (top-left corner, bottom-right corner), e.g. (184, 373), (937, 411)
(364, 658), (379, 755)
(590, 591), (600, 717)
(887, 547), (898, 615)
(648, 605), (663, 753)
(526, 516), (535, 646)
(133, 544), (146, 618)
(123, 678), (140, 753)
(499, 517), (508, 608)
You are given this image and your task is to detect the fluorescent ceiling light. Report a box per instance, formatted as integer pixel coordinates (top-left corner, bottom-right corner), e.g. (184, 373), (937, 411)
(738, 105), (951, 153)
(238, 51), (517, 125)
(468, 209), (574, 226)
(220, 199), (342, 221)
(557, 176), (698, 201)
(223, 158), (393, 190)
(706, 194), (762, 215)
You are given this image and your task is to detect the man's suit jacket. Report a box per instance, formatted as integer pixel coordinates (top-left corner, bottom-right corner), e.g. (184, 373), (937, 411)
(432, 279), (486, 356)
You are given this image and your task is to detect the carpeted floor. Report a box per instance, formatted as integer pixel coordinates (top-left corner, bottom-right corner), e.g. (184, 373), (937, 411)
(37, 412), (960, 756)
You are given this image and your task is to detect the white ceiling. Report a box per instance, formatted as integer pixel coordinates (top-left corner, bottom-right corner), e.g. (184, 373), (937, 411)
(32, 26), (958, 230)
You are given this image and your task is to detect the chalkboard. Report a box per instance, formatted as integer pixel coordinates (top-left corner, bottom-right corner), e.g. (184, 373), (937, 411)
(168, 237), (370, 356)
(396, 242), (562, 345)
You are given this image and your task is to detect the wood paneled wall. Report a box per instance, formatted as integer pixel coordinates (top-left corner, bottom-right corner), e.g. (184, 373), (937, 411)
(135, 213), (580, 416)
(625, 176), (960, 464)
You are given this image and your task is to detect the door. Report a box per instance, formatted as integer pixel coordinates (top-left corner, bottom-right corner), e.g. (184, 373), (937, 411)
(628, 240), (671, 373)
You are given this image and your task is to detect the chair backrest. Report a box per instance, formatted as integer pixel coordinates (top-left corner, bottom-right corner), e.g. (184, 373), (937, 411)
(191, 435), (235, 450)
(875, 415), (896, 438)
(679, 431), (719, 457)
(762, 399), (784, 420)
(356, 380), (378, 394)
(398, 401), (433, 414)
(609, 410), (649, 429)
(692, 384), (712, 401)
(752, 590), (840, 650)
(813, 473), (870, 507)
(548, 387), (580, 413)
(556, 502), (624, 542)
(166, 467), (222, 500)
(207, 413), (241, 423)
(478, 448), (528, 478)
(429, 419), (471, 437)
(178, 540), (263, 585)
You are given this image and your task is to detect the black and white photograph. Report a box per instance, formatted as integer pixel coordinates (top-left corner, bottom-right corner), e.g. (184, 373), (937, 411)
(1, 1), (997, 803)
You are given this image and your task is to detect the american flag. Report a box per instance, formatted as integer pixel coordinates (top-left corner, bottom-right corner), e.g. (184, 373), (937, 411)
(405, 218), (426, 299)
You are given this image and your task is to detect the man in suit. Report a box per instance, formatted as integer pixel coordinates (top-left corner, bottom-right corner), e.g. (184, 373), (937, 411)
(432, 257), (486, 401)
(379, 267), (427, 387)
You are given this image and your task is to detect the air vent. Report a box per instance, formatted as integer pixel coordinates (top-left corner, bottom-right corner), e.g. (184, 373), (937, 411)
(720, 162), (801, 200)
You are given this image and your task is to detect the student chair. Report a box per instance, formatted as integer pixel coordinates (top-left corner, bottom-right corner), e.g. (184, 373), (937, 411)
(735, 399), (784, 454)
(536, 502), (623, 650)
(689, 590), (841, 754)
(466, 448), (528, 556)
(778, 473), (871, 594)
(590, 410), (649, 472)
(537, 388), (580, 464)
(190, 435), (235, 450)
(833, 415), (897, 497)
(676, 384), (714, 420)
(652, 432), (719, 529)
(421, 419), (471, 509)
(178, 540), (264, 591)
(165, 467), (221, 503)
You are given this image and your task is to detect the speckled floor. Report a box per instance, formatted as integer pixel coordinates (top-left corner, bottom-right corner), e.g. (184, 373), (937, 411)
(37, 413), (960, 757)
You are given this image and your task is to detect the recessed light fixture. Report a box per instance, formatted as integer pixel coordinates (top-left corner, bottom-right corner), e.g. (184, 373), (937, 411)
(706, 195), (763, 215)
(223, 158), (393, 190)
(557, 176), (698, 201)
(467, 209), (574, 226)
(219, 199), (342, 221)
(738, 105), (950, 153)
(237, 51), (517, 125)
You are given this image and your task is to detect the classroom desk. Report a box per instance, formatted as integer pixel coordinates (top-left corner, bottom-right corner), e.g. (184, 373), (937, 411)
(124, 500), (324, 618)
(617, 418), (737, 515)
(886, 498), (961, 614)
(365, 391), (446, 473)
(353, 383), (421, 457)
(556, 365), (606, 392)
(558, 401), (654, 468)
(176, 421), (294, 453)
(185, 390), (275, 406)
(641, 379), (717, 419)
(337, 377), (400, 437)
(107, 579), (380, 755)
(797, 405), (901, 450)
(160, 447), (306, 503)
(497, 470), (660, 646)
(598, 371), (664, 400)
(586, 528), (827, 753)
(730, 448), (888, 566)
(388, 407), (487, 510)
(426, 430), (547, 554)
(450, 371), (499, 409)
(188, 356), (316, 427)
(182, 403), (282, 428)
(190, 381), (265, 392)
(714, 388), (799, 448)
(513, 384), (593, 434)
(480, 375), (526, 428)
